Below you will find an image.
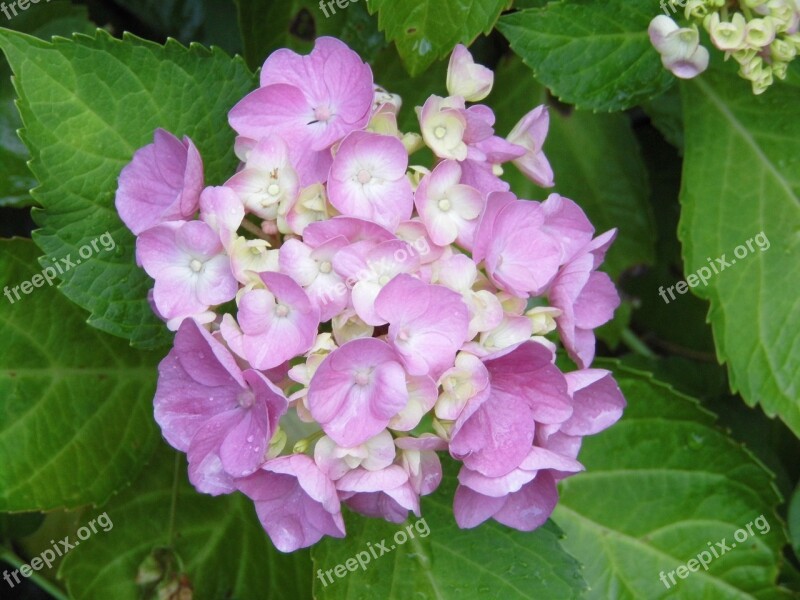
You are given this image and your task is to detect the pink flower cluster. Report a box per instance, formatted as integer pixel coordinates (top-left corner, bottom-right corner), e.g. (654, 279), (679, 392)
(115, 37), (625, 552)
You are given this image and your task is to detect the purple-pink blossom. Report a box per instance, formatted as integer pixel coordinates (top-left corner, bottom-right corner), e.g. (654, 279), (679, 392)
(116, 38), (626, 553)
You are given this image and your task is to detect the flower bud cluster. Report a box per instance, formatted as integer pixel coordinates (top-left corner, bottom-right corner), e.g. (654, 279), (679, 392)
(652, 0), (800, 93)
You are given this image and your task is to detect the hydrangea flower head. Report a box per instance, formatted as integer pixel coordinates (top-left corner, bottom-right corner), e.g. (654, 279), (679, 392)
(117, 39), (626, 553)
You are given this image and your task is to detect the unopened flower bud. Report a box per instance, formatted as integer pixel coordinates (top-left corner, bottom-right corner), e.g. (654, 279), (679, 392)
(707, 12), (748, 50)
(746, 17), (778, 47)
(446, 44), (494, 102)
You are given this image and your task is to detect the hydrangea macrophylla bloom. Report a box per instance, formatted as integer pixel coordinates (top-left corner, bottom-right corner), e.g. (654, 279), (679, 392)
(507, 106), (555, 188)
(447, 44), (494, 102)
(336, 464), (420, 523)
(279, 237), (349, 321)
(418, 95), (468, 160)
(561, 369), (626, 437)
(435, 351), (490, 421)
(449, 341), (573, 477)
(453, 465), (559, 531)
(228, 237), (279, 285)
(116, 129), (204, 235)
(473, 192), (563, 297)
(333, 239), (421, 326)
(221, 272), (320, 370)
(327, 131), (413, 230)
(414, 160), (484, 248)
(229, 37), (374, 184)
(314, 430), (396, 480)
(121, 38), (626, 549)
(154, 320), (288, 494)
(395, 435), (447, 496)
(549, 230), (620, 368)
(226, 136), (299, 220)
(237, 454), (346, 552)
(434, 253), (503, 338)
(308, 338), (408, 447)
(375, 274), (470, 379)
(279, 183), (335, 236)
(136, 220), (238, 327)
(388, 373), (438, 431)
(199, 185), (244, 249)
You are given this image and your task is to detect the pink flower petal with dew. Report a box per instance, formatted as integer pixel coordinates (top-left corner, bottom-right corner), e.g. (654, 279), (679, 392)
(237, 454), (346, 552)
(493, 471), (559, 531)
(375, 274), (470, 379)
(187, 410), (240, 495)
(155, 321), (243, 451)
(308, 338), (408, 447)
(218, 370), (288, 478)
(116, 129), (204, 235)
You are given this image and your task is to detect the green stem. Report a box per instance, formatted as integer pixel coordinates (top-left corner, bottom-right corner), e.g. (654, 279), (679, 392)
(240, 219), (271, 242)
(1, 547), (70, 600)
(621, 328), (658, 359)
(167, 451), (180, 548)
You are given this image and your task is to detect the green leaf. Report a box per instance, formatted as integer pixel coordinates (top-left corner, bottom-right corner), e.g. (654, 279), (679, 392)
(0, 239), (162, 511)
(58, 445), (312, 600)
(367, 0), (507, 76)
(554, 363), (789, 599)
(0, 1), (94, 208)
(235, 0), (386, 71)
(679, 68), (800, 436)
(486, 57), (656, 278)
(790, 484), (800, 562)
(0, 513), (44, 541)
(498, 1), (674, 112)
(312, 459), (586, 599)
(0, 29), (257, 349)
